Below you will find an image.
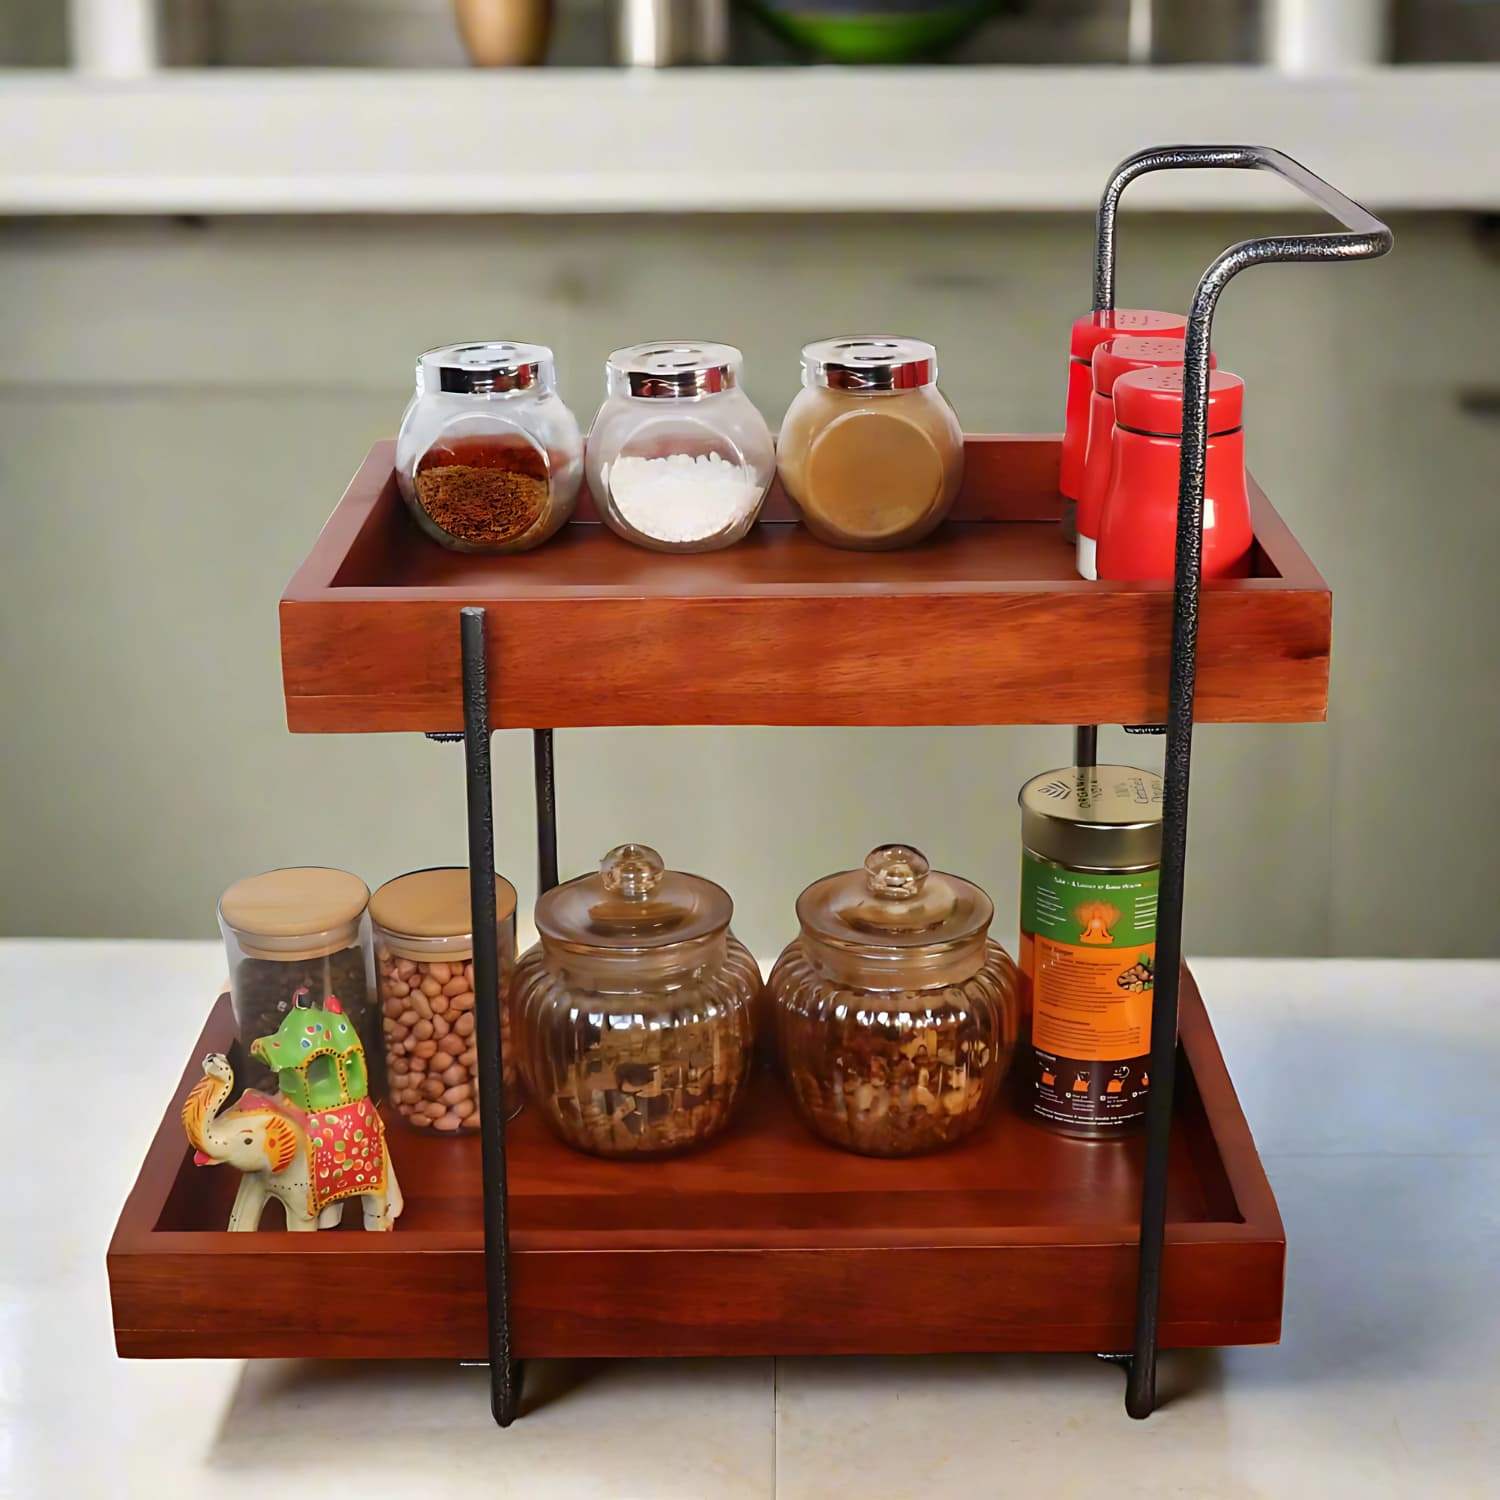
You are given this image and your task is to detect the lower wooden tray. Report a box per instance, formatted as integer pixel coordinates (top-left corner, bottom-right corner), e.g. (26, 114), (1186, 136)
(109, 967), (1283, 1360)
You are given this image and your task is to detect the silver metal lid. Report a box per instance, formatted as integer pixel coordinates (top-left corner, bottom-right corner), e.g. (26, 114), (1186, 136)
(606, 341), (741, 399)
(801, 336), (938, 393)
(417, 341), (554, 396)
(1018, 765), (1164, 871)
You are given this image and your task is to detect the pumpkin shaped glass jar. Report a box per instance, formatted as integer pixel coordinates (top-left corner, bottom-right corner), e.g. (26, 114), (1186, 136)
(770, 845), (1019, 1157)
(512, 844), (761, 1157)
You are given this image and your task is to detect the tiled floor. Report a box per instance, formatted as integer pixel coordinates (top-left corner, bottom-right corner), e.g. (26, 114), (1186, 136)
(3, 945), (1495, 1497)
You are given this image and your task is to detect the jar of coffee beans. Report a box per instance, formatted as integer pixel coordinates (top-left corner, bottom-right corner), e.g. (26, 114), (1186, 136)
(370, 867), (520, 1134)
(218, 867), (378, 1099)
(396, 341), (584, 554)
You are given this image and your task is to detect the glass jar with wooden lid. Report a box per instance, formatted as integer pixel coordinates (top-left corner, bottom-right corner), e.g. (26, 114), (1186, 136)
(512, 844), (761, 1157)
(777, 337), (964, 550)
(769, 845), (1019, 1156)
(370, 867), (521, 1135)
(218, 867), (377, 1098)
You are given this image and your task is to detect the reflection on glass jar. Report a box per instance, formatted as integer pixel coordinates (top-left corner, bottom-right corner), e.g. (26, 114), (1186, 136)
(513, 844), (761, 1156)
(370, 867), (521, 1135)
(396, 341), (583, 553)
(770, 845), (1019, 1156)
(585, 342), (775, 552)
(778, 337), (964, 550)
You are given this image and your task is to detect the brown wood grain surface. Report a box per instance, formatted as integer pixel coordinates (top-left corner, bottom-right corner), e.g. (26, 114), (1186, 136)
(109, 969), (1284, 1360)
(279, 437), (1331, 731)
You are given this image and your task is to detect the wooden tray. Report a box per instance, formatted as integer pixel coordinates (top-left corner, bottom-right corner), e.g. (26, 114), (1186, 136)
(280, 437), (1330, 733)
(109, 967), (1283, 1360)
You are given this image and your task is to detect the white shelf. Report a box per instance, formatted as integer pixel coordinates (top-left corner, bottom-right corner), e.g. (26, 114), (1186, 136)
(4, 65), (1497, 214)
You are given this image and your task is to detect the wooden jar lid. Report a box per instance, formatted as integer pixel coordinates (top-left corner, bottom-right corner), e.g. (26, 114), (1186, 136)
(371, 867), (517, 959)
(218, 866), (370, 961)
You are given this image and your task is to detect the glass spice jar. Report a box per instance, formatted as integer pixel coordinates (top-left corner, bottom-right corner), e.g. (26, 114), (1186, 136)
(218, 867), (379, 1099)
(770, 845), (1020, 1157)
(396, 341), (584, 553)
(584, 342), (775, 552)
(777, 337), (964, 550)
(370, 867), (521, 1135)
(512, 844), (761, 1158)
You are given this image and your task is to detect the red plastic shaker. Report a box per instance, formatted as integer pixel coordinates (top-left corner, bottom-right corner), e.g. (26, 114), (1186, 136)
(1076, 336), (1217, 580)
(1095, 366), (1253, 583)
(1059, 309), (1187, 536)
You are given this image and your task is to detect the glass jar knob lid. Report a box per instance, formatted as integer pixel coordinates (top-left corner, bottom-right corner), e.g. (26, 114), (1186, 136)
(796, 844), (993, 951)
(535, 843), (733, 951)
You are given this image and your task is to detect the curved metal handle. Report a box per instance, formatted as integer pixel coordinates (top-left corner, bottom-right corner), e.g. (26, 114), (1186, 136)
(1105, 144), (1393, 1424)
(1093, 143), (1392, 311)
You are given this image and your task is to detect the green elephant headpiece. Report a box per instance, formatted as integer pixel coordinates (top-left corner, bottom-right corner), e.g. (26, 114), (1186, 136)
(251, 989), (369, 1109)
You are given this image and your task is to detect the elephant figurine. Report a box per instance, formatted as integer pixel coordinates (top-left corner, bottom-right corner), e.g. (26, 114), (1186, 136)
(182, 1049), (404, 1233)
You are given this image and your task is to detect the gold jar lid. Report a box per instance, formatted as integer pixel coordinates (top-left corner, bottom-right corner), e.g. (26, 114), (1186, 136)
(536, 844), (732, 954)
(1018, 765), (1164, 871)
(218, 866), (369, 961)
(370, 867), (517, 960)
(797, 845), (993, 958)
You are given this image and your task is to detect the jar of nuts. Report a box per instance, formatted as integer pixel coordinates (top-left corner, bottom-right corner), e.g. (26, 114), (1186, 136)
(770, 845), (1020, 1157)
(512, 844), (761, 1158)
(218, 867), (378, 1099)
(369, 867), (520, 1134)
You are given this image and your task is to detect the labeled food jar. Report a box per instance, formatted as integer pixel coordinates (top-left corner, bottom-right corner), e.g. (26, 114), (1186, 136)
(777, 337), (964, 550)
(370, 868), (520, 1134)
(1096, 366), (1253, 582)
(1059, 309), (1187, 538)
(770, 845), (1020, 1157)
(396, 341), (584, 553)
(513, 844), (761, 1157)
(1018, 765), (1163, 1137)
(584, 342), (775, 552)
(218, 867), (378, 1098)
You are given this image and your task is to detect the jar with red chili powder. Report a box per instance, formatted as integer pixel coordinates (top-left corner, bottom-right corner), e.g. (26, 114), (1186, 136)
(396, 341), (584, 553)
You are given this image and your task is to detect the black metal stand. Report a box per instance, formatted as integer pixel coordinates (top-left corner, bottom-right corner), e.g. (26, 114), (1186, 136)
(450, 147), (1390, 1430)
(459, 607), (523, 1426)
(1088, 146), (1391, 1419)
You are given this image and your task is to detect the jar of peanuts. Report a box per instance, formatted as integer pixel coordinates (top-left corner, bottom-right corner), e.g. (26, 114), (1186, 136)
(369, 867), (520, 1133)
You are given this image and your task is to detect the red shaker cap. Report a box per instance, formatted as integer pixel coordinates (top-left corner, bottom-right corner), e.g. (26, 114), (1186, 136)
(1092, 336), (1216, 396)
(1069, 309), (1187, 362)
(1113, 366), (1244, 437)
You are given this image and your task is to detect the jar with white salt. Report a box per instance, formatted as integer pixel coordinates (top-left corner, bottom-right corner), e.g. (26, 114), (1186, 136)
(585, 342), (775, 552)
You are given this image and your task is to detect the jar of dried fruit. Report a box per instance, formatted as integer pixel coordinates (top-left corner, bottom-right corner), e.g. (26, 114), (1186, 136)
(770, 845), (1019, 1157)
(396, 340), (583, 553)
(512, 843), (761, 1157)
(369, 867), (521, 1133)
(218, 866), (379, 1099)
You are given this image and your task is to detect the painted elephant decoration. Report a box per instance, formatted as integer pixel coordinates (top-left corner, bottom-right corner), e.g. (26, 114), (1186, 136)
(182, 993), (403, 1232)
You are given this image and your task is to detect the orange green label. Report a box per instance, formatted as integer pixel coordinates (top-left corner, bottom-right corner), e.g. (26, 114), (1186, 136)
(1020, 851), (1158, 1132)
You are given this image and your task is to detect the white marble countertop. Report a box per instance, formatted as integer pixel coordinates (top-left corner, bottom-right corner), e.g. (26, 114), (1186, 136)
(3, 941), (1495, 1497)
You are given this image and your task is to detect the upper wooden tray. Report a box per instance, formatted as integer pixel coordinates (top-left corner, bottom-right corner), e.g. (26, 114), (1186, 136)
(280, 437), (1330, 732)
(108, 968), (1283, 1361)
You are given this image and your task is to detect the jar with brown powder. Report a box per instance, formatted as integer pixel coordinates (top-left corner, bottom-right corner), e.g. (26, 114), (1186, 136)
(396, 341), (583, 553)
(777, 337), (964, 550)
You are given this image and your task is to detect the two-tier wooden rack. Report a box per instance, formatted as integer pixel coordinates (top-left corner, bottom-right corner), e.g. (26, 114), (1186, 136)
(107, 146), (1391, 1426)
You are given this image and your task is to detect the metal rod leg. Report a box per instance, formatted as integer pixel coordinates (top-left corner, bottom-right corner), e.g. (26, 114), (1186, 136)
(533, 729), (559, 894)
(460, 607), (523, 1428)
(1074, 725), (1098, 769)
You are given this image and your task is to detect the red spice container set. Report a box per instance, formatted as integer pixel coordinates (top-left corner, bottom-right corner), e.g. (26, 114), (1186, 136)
(395, 324), (1253, 579)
